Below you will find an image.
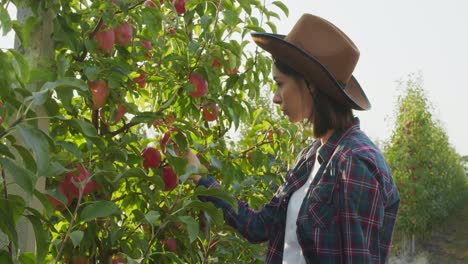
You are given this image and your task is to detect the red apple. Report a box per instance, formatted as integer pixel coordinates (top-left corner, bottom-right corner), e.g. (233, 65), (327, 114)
(153, 114), (175, 128)
(140, 40), (153, 58)
(188, 72), (208, 98)
(134, 73), (146, 88)
(141, 40), (153, 50)
(163, 238), (177, 251)
(74, 256), (89, 264)
(159, 128), (180, 155)
(88, 80), (110, 110)
(172, 0), (186, 15)
(162, 166), (178, 191)
(152, 119), (163, 128)
(142, 147), (161, 170)
(63, 167), (95, 198)
(114, 103), (126, 123)
(164, 114), (176, 126)
(211, 58), (221, 68)
(276, 128), (283, 136)
(144, 0), (157, 7)
(111, 255), (126, 264)
(202, 102), (218, 122)
(405, 120), (412, 128)
(224, 67), (238, 75)
(142, 223), (152, 234)
(114, 21), (133, 46)
(168, 27), (176, 35)
(94, 25), (115, 53)
(247, 151), (253, 164)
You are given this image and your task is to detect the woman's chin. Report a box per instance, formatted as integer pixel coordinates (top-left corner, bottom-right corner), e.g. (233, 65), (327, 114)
(287, 115), (300, 123)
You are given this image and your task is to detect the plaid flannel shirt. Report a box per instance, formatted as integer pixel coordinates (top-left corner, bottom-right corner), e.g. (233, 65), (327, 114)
(198, 118), (400, 263)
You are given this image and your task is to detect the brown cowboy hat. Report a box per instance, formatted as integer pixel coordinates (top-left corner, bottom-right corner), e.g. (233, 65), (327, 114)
(251, 13), (371, 110)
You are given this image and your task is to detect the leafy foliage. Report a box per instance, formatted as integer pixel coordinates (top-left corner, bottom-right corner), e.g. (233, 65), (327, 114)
(0, 0), (296, 262)
(383, 74), (468, 235)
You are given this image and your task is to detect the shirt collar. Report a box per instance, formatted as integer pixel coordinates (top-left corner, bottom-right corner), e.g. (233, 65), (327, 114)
(317, 117), (361, 164)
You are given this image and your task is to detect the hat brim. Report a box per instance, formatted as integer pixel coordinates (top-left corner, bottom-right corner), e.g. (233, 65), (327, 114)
(251, 32), (371, 110)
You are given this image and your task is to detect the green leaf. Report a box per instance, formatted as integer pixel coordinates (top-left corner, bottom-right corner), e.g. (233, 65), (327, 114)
(7, 195), (26, 223)
(177, 216), (199, 243)
(25, 215), (48, 262)
(45, 188), (69, 207)
(0, 5), (12, 36)
(55, 86), (75, 114)
(183, 200), (224, 226)
(43, 161), (69, 178)
(194, 185), (238, 212)
(11, 16), (36, 49)
(266, 21), (277, 34)
(130, 111), (163, 124)
(200, 15), (211, 30)
(80, 201), (121, 222)
(56, 140), (82, 159)
(0, 194), (19, 250)
(57, 52), (71, 79)
(144, 211), (161, 225)
(238, 0), (252, 15)
(0, 250), (13, 264)
(10, 50), (30, 85)
(188, 40), (200, 55)
(18, 252), (35, 264)
(84, 66), (100, 81)
(112, 168), (147, 183)
(41, 77), (88, 92)
(17, 124), (50, 174)
(70, 119), (98, 138)
(69, 230), (84, 248)
(245, 24), (265, 33)
(210, 156), (223, 169)
(34, 190), (54, 217)
(223, 10), (238, 27)
(0, 143), (15, 159)
(31, 78), (87, 106)
(12, 144), (37, 173)
(0, 158), (36, 196)
(272, 1), (289, 16)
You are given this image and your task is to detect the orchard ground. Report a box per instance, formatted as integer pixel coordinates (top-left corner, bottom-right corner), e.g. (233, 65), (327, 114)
(390, 203), (468, 264)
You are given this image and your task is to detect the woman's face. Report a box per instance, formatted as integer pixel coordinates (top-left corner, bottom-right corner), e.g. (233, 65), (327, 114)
(272, 65), (313, 123)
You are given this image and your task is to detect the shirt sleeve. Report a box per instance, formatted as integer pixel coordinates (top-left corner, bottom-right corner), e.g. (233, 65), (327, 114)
(197, 175), (284, 243)
(338, 151), (399, 263)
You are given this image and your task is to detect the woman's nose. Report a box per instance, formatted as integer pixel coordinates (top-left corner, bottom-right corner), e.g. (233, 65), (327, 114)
(272, 89), (281, 105)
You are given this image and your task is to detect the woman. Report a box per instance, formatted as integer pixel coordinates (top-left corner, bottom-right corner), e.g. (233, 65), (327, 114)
(188, 14), (400, 263)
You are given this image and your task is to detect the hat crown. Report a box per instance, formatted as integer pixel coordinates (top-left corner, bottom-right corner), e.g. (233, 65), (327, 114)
(285, 14), (359, 84)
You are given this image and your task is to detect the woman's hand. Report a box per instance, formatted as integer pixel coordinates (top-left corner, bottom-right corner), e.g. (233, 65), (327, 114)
(184, 148), (202, 184)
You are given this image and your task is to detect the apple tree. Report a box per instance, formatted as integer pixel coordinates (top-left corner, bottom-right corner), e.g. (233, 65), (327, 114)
(0, 0), (301, 263)
(383, 74), (468, 254)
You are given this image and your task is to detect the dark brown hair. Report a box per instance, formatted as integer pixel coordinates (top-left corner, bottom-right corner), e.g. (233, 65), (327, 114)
(273, 59), (354, 138)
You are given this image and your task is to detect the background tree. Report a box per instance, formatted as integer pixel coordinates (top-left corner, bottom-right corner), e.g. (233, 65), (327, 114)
(383, 74), (468, 256)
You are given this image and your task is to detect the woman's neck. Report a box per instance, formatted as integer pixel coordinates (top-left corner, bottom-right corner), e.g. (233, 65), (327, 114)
(320, 130), (334, 145)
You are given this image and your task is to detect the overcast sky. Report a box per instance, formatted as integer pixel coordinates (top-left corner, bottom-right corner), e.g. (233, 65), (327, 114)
(1, 1), (467, 155)
(274, 0), (468, 155)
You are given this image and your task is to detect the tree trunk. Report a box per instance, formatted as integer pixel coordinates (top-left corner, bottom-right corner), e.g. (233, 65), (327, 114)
(0, 2), (55, 255)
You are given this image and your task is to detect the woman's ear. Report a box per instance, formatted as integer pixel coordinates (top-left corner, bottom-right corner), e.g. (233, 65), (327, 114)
(305, 80), (316, 96)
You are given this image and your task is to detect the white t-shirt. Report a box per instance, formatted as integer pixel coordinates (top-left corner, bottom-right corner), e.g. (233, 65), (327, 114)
(282, 153), (319, 264)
